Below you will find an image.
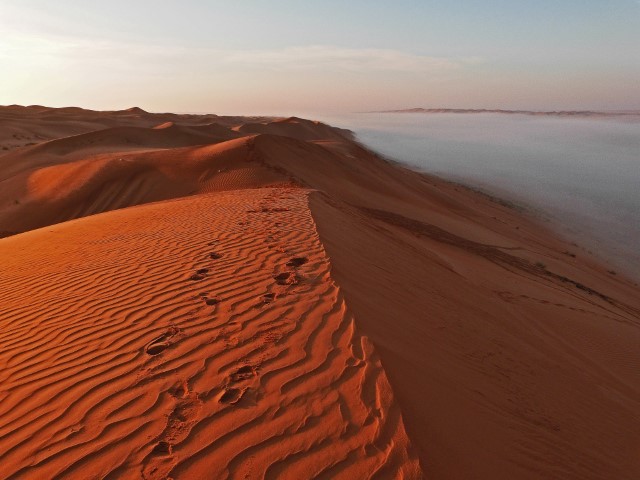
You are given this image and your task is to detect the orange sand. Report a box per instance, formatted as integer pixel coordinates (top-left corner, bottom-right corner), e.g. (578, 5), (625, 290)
(0, 105), (639, 479)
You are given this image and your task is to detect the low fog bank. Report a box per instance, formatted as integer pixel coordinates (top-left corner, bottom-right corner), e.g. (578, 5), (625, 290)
(319, 112), (640, 280)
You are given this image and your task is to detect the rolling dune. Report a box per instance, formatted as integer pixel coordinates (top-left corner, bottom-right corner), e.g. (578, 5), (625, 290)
(0, 105), (271, 156)
(236, 117), (353, 142)
(0, 112), (354, 236)
(0, 135), (297, 234)
(0, 123), (239, 179)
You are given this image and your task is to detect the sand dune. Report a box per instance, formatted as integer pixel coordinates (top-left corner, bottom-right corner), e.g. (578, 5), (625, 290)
(0, 188), (420, 479)
(1, 123), (238, 170)
(1, 105), (639, 479)
(0, 108), (357, 236)
(236, 117), (354, 142)
(311, 195), (640, 479)
(0, 135), (292, 234)
(0, 105), (272, 156)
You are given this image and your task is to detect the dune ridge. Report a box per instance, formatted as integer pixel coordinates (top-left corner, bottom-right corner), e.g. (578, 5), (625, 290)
(0, 105), (272, 155)
(0, 188), (421, 479)
(0, 113), (352, 235)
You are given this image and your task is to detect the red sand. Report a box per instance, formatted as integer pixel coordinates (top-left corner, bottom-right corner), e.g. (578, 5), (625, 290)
(1, 105), (639, 479)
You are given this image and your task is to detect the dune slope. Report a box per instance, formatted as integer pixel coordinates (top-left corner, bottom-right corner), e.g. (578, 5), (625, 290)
(0, 105), (271, 155)
(0, 188), (421, 479)
(0, 114), (354, 236)
(0, 136), (294, 234)
(310, 193), (640, 480)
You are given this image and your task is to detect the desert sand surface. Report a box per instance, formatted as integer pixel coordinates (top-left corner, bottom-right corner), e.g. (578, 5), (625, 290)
(1, 106), (639, 479)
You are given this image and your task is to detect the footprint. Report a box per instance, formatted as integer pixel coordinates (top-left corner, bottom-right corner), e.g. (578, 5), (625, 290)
(169, 380), (189, 399)
(274, 272), (291, 285)
(286, 257), (308, 268)
(145, 328), (178, 356)
(190, 268), (210, 281)
(262, 293), (275, 303)
(146, 342), (169, 355)
(231, 365), (256, 382)
(218, 387), (244, 404)
(170, 404), (189, 422)
(210, 252), (223, 260)
(260, 207), (290, 213)
(151, 441), (172, 456)
(204, 297), (220, 306)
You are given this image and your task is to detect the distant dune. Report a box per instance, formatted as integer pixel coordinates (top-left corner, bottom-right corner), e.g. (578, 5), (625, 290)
(1, 106), (639, 479)
(377, 107), (640, 118)
(0, 109), (348, 234)
(236, 116), (354, 141)
(0, 104), (271, 155)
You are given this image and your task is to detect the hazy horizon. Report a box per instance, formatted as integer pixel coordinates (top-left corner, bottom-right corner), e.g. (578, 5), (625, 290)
(2, 0), (639, 114)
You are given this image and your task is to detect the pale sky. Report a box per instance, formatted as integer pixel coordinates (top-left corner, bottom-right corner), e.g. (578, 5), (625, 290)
(1, 0), (639, 115)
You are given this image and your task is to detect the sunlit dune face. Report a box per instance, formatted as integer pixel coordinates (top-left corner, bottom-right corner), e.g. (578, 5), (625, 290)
(0, 188), (421, 478)
(27, 160), (102, 201)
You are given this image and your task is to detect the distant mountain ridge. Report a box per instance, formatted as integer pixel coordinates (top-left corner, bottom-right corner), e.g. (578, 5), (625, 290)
(376, 108), (640, 118)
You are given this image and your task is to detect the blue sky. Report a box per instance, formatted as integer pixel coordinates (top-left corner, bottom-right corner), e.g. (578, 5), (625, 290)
(1, 0), (638, 114)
